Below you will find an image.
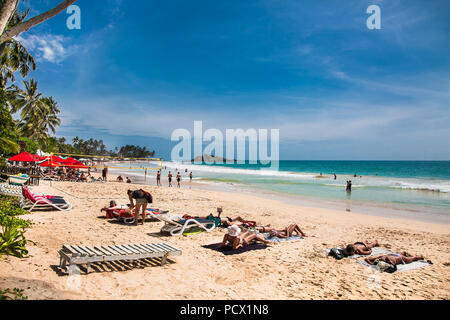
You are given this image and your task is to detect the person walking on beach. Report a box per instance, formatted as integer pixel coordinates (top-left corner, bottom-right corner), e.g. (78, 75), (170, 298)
(156, 170), (161, 186)
(168, 171), (173, 187)
(176, 172), (182, 188)
(102, 166), (108, 181)
(127, 189), (152, 225)
(189, 172), (193, 183)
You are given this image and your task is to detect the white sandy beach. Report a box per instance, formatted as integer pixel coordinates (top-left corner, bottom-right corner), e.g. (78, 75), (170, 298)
(0, 175), (449, 300)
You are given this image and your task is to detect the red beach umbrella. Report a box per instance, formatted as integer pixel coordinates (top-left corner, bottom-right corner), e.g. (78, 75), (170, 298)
(38, 159), (63, 168)
(8, 151), (41, 162)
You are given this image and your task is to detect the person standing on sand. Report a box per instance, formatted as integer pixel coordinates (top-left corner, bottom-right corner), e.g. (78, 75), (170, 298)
(334, 173), (336, 180)
(156, 170), (161, 186)
(176, 172), (182, 188)
(127, 189), (152, 226)
(346, 180), (352, 192)
(102, 166), (108, 181)
(190, 172), (193, 183)
(168, 171), (173, 187)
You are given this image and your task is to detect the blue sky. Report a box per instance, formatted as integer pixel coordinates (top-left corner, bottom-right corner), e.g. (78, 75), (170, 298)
(14, 0), (450, 160)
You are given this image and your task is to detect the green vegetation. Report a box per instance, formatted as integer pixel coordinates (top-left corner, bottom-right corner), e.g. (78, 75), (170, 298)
(0, 195), (33, 258)
(0, 288), (28, 300)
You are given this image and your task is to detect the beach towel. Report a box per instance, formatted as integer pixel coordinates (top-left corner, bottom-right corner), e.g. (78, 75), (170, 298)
(357, 259), (432, 272)
(202, 243), (268, 255)
(263, 233), (303, 243)
(325, 247), (390, 259)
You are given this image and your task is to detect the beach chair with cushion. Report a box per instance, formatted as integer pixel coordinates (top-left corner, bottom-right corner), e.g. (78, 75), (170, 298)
(147, 211), (216, 236)
(39, 171), (59, 181)
(20, 185), (72, 212)
(58, 243), (182, 274)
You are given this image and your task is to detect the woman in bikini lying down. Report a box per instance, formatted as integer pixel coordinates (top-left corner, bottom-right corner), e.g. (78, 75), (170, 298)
(221, 225), (271, 250)
(256, 224), (306, 238)
(342, 240), (379, 256)
(194, 212), (264, 228)
(364, 251), (431, 265)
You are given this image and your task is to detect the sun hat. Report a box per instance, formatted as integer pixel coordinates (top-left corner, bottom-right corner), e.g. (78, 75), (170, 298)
(227, 224), (241, 237)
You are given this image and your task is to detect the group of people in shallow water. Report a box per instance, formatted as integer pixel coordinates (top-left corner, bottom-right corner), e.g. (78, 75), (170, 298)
(156, 169), (193, 188)
(103, 188), (430, 266)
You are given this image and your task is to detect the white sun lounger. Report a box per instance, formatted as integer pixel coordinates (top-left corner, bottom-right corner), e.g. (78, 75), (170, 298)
(59, 243), (182, 274)
(147, 211), (216, 236)
(0, 183), (22, 197)
(19, 186), (72, 212)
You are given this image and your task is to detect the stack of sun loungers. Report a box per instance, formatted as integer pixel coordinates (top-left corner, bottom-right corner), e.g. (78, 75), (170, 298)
(59, 243), (182, 274)
(0, 183), (23, 197)
(20, 185), (72, 212)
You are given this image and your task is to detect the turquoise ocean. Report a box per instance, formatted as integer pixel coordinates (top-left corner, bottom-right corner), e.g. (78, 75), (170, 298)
(112, 160), (450, 217)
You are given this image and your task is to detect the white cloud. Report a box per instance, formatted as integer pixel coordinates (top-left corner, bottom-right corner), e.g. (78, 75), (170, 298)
(16, 34), (77, 64)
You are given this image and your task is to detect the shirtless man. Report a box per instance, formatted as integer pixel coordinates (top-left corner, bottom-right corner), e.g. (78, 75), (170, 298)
(221, 225), (271, 250)
(343, 240), (379, 256)
(168, 171), (173, 187)
(365, 251), (431, 265)
(176, 172), (182, 188)
(156, 171), (161, 186)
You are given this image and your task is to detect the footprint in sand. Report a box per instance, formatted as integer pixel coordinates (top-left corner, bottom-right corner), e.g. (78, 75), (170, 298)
(215, 276), (229, 285)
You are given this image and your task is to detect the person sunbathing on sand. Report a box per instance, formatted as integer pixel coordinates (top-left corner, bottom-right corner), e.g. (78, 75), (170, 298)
(257, 224), (306, 237)
(365, 251), (431, 265)
(221, 225), (271, 250)
(101, 200), (127, 212)
(343, 240), (379, 256)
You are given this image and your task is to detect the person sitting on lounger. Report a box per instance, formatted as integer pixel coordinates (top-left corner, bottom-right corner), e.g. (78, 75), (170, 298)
(364, 251), (431, 266)
(221, 225), (270, 250)
(101, 200), (124, 212)
(79, 173), (87, 182)
(257, 224), (306, 238)
(343, 240), (379, 256)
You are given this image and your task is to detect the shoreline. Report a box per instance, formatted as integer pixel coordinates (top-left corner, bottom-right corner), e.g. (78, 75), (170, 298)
(108, 168), (450, 226)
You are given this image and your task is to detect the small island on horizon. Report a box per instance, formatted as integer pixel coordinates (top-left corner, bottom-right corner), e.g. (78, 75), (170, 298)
(191, 154), (236, 163)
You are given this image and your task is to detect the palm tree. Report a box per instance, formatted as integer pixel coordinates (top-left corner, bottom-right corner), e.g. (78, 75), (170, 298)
(0, 8), (36, 86)
(9, 81), (62, 140)
(9, 78), (43, 117)
(40, 96), (61, 134)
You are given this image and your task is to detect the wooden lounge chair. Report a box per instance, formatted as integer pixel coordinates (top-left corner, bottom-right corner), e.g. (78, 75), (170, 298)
(147, 211), (216, 236)
(58, 243), (182, 274)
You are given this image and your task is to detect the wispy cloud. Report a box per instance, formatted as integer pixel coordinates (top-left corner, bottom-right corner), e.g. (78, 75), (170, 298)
(16, 34), (78, 64)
